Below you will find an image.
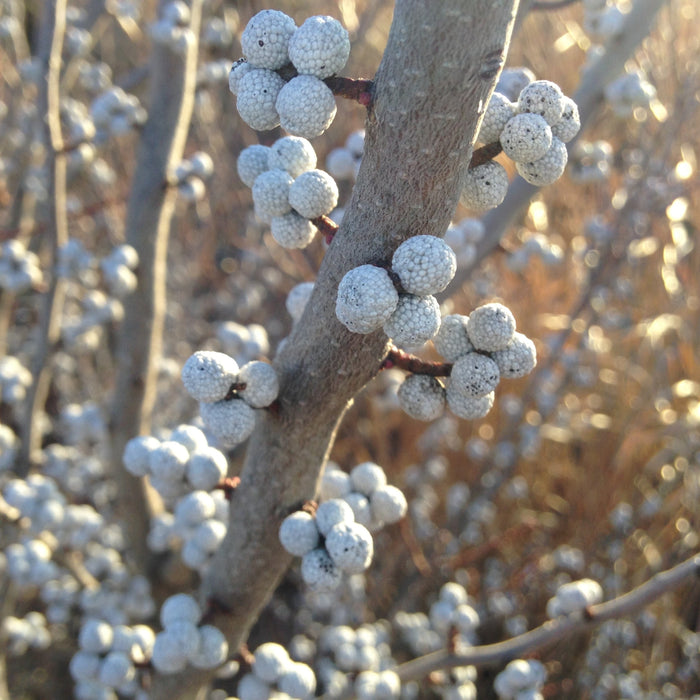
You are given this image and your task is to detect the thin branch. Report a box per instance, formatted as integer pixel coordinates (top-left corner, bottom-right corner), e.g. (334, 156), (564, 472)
(18, 0), (68, 476)
(323, 76), (374, 106)
(531, 0), (580, 10)
(382, 347), (452, 377)
(322, 554), (700, 699)
(469, 141), (503, 169)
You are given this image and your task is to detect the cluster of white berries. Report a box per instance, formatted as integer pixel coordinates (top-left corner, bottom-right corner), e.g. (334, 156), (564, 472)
(100, 243), (139, 298)
(150, 1), (196, 54)
(2, 613), (51, 656)
(0, 355), (33, 405)
(150, 594), (228, 674)
(570, 139), (613, 183)
(582, 0), (627, 41)
(336, 235), (457, 349)
(444, 217), (485, 268)
(280, 462), (407, 592)
(326, 129), (365, 180)
(180, 350), (279, 447)
(124, 423), (227, 501)
(397, 302), (536, 422)
(604, 68), (657, 119)
(506, 230), (564, 272)
(173, 151), (214, 203)
(463, 79), (580, 211)
(0, 239), (43, 293)
(546, 577), (603, 617)
(230, 10), (350, 138)
(237, 135), (338, 248)
(70, 618), (155, 697)
(237, 642), (316, 700)
(217, 320), (270, 365)
(90, 86), (147, 141)
(494, 659), (546, 700)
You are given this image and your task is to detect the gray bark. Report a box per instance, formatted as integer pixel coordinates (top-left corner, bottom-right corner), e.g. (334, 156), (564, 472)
(150, 1), (520, 697)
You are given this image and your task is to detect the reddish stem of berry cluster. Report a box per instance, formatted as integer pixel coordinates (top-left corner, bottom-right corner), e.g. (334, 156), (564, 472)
(382, 347), (453, 377)
(311, 214), (339, 244)
(469, 141), (503, 169)
(301, 499), (318, 516)
(324, 76), (374, 106)
(216, 476), (242, 500)
(224, 382), (247, 400)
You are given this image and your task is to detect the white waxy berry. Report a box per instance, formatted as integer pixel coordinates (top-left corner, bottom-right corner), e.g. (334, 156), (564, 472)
(467, 303), (516, 352)
(397, 374), (445, 421)
(123, 435), (160, 477)
(286, 281), (315, 322)
(449, 352), (500, 398)
(170, 424), (208, 453)
(343, 492), (372, 527)
(268, 136), (317, 178)
(440, 581), (469, 607)
(320, 464), (351, 500)
(350, 462), (387, 496)
(325, 521), (374, 574)
(191, 520), (227, 553)
(491, 332), (536, 378)
(433, 314), (473, 362)
(301, 547), (342, 591)
(270, 212), (317, 249)
(454, 604), (480, 635)
(190, 625), (228, 670)
(78, 619), (114, 653)
(174, 491), (216, 529)
(518, 79), (565, 126)
(200, 399), (256, 446)
(236, 68), (285, 132)
(278, 661), (317, 699)
(160, 593), (201, 627)
(391, 235), (456, 296)
(98, 651), (135, 687)
(276, 75), (337, 139)
(240, 10), (296, 70)
(288, 15), (350, 79)
(446, 387), (495, 420)
(494, 659), (546, 698)
(497, 66), (536, 101)
(551, 96), (580, 143)
(335, 265), (399, 334)
(546, 578), (603, 617)
(228, 59), (253, 96)
(288, 169), (339, 219)
(370, 485), (407, 524)
(182, 351), (239, 403)
(279, 511), (320, 556)
(252, 169), (294, 222)
(315, 498), (355, 536)
(515, 137), (568, 186)
(478, 91), (516, 144)
(383, 294), (441, 350)
(149, 440), (190, 482)
(326, 147), (356, 179)
(237, 144), (271, 188)
(237, 361), (279, 408)
(69, 651), (100, 682)
(151, 627), (196, 674)
(460, 160), (509, 212)
(500, 113), (552, 163)
(253, 642), (291, 683)
(186, 447), (228, 491)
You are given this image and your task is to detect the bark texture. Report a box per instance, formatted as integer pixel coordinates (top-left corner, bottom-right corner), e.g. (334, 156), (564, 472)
(151, 2), (519, 696)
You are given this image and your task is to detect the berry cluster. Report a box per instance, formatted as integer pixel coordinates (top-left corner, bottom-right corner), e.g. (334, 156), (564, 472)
(0, 355), (33, 406)
(172, 151), (215, 203)
(236, 642), (316, 700)
(149, 0), (195, 54)
(279, 462), (407, 592)
(463, 78), (581, 211)
(494, 659), (546, 700)
(0, 239), (43, 293)
(237, 136), (339, 249)
(151, 594), (228, 674)
(230, 10), (351, 138)
(181, 350), (279, 447)
(70, 619), (155, 697)
(100, 243), (139, 298)
(546, 577), (603, 617)
(2, 613), (50, 656)
(335, 235), (457, 350)
(397, 302), (537, 421)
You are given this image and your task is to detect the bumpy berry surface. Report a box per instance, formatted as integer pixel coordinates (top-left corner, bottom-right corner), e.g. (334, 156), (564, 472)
(236, 68), (285, 131)
(500, 112), (552, 163)
(200, 399), (256, 446)
(397, 373), (446, 421)
(237, 144), (271, 187)
(516, 136), (568, 186)
(460, 160), (509, 212)
(276, 75), (337, 139)
(267, 135), (317, 178)
(288, 169), (339, 219)
(270, 212), (317, 249)
(335, 265), (399, 334)
(288, 15), (350, 79)
(478, 91), (515, 144)
(252, 169), (293, 221)
(433, 314), (473, 362)
(240, 10), (296, 70)
(391, 235), (456, 296)
(466, 302), (516, 352)
(491, 331), (537, 378)
(449, 352), (500, 398)
(517, 79), (565, 125)
(181, 351), (239, 403)
(383, 294), (441, 349)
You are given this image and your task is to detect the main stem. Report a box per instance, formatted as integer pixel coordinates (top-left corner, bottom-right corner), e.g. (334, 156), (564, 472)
(151, 2), (519, 696)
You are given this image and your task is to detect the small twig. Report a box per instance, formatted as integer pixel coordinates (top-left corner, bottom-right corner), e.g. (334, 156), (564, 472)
(301, 500), (318, 516)
(382, 346), (453, 377)
(200, 596), (233, 625)
(215, 476), (241, 500)
(224, 382), (247, 400)
(323, 76), (374, 106)
(311, 214), (339, 244)
(469, 141), (503, 169)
